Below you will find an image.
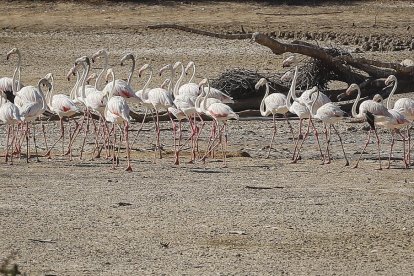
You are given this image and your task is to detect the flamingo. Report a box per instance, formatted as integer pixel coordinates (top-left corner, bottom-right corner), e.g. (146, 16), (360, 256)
(178, 61), (200, 97)
(305, 89), (349, 166)
(343, 83), (390, 169)
(43, 73), (79, 159)
(285, 66), (325, 163)
(0, 48), (24, 103)
(369, 75), (411, 168)
(384, 75), (414, 165)
(255, 78), (294, 158)
(101, 53), (141, 102)
(142, 65), (174, 159)
(104, 68), (132, 172)
(0, 94), (23, 164)
(91, 49), (109, 91)
(17, 78), (50, 162)
(199, 78), (238, 166)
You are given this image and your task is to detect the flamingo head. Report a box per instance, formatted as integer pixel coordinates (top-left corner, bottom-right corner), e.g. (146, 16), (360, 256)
(255, 78), (268, 90)
(184, 61), (194, 75)
(345, 83), (359, 96)
(44, 73), (54, 83)
(67, 66), (77, 81)
(280, 71), (293, 82)
(86, 73), (98, 85)
(75, 56), (90, 67)
(6, 48), (19, 61)
(105, 68), (114, 84)
(282, 55), (296, 68)
(159, 64), (173, 76)
(173, 61), (182, 71)
(120, 53), (135, 66)
(384, 75), (396, 86)
(91, 49), (107, 63)
(138, 63), (151, 78)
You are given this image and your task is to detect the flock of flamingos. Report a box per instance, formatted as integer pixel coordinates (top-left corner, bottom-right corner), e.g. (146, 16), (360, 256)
(0, 48), (413, 172)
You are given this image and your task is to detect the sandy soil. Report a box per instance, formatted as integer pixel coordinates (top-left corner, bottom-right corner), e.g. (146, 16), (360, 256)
(1, 1), (414, 275)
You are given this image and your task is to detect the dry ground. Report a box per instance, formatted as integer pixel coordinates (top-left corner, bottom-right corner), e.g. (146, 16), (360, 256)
(1, 1), (414, 275)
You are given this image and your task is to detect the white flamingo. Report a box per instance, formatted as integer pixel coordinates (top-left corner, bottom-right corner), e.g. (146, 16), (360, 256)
(344, 83), (390, 169)
(17, 78), (49, 162)
(0, 94), (23, 164)
(43, 73), (79, 159)
(370, 75), (410, 168)
(199, 78), (238, 166)
(285, 66), (325, 163)
(0, 48), (24, 103)
(178, 61), (200, 97)
(255, 77), (294, 158)
(143, 65), (174, 159)
(104, 68), (132, 172)
(384, 75), (414, 165)
(101, 53), (141, 102)
(305, 89), (349, 166)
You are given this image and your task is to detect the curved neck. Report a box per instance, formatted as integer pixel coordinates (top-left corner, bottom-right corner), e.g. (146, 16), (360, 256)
(37, 79), (47, 110)
(286, 66), (298, 109)
(260, 83), (270, 116)
(188, 63), (196, 83)
(95, 51), (108, 90)
(173, 62), (185, 97)
(127, 56), (135, 86)
(70, 69), (81, 101)
(386, 79), (397, 109)
(195, 89), (204, 110)
(80, 62), (90, 100)
(109, 70), (115, 100)
(47, 75), (54, 108)
(202, 81), (210, 111)
(290, 66), (299, 101)
(142, 66), (153, 100)
(310, 90), (319, 116)
(11, 52), (22, 94)
(351, 86), (361, 117)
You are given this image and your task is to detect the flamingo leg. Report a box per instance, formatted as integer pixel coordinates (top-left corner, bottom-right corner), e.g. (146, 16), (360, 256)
(32, 122), (40, 162)
(111, 123), (116, 169)
(170, 116), (179, 165)
(25, 122), (30, 163)
(223, 122), (228, 167)
(407, 126), (411, 166)
(293, 118), (311, 163)
(397, 130), (408, 168)
(309, 118), (325, 162)
(291, 119), (303, 161)
(45, 118), (64, 159)
(124, 122), (132, 172)
(373, 128), (382, 170)
(131, 109), (149, 149)
(41, 121), (48, 152)
(323, 123), (330, 164)
(117, 126), (122, 167)
(5, 125), (11, 163)
(266, 113), (277, 159)
(194, 113), (205, 156)
(332, 125), (349, 166)
(79, 109), (91, 159)
(201, 122), (224, 163)
(284, 114), (296, 141)
(354, 130), (372, 169)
